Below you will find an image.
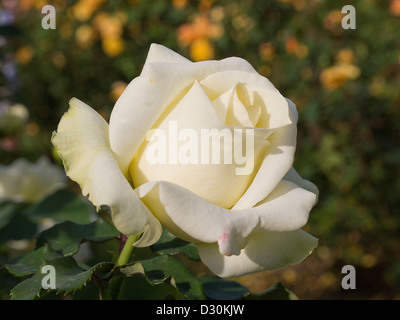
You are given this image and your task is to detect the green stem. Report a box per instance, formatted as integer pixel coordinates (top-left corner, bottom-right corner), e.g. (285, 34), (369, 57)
(107, 234), (139, 300)
(116, 235), (138, 266)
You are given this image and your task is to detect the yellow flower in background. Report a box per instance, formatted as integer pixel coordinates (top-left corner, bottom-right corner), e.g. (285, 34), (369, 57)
(177, 24), (197, 47)
(210, 6), (225, 22)
(190, 38), (214, 61)
(285, 37), (298, 54)
(259, 42), (276, 61)
(18, 0), (48, 11)
(102, 37), (125, 57)
(172, 0), (188, 10)
(199, 0), (214, 12)
(177, 14), (223, 58)
(193, 15), (218, 39)
(285, 37), (309, 59)
(335, 48), (356, 64)
(19, 0), (35, 11)
(94, 12), (126, 39)
(15, 46), (35, 65)
(93, 12), (126, 57)
(320, 64), (361, 90)
(75, 24), (96, 48)
(295, 43), (309, 59)
(390, 0), (400, 16)
(320, 48), (360, 90)
(232, 13), (254, 34)
(71, 0), (105, 21)
(323, 10), (344, 35)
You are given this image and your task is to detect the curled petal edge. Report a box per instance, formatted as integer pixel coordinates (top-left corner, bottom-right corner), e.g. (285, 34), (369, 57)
(51, 98), (162, 246)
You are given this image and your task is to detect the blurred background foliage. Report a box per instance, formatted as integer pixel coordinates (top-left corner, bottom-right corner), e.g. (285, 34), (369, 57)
(0, 0), (399, 299)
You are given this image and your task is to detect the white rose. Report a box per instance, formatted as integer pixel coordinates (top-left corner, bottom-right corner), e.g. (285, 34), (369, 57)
(52, 44), (318, 277)
(0, 156), (66, 203)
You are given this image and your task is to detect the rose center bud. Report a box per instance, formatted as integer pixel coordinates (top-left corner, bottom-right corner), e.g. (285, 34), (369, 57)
(213, 82), (262, 127)
(129, 81), (269, 209)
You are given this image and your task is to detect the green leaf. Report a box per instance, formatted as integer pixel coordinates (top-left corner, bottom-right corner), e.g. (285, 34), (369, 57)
(4, 245), (62, 277)
(151, 228), (200, 261)
(199, 275), (250, 300)
(0, 267), (19, 300)
(0, 202), (19, 230)
(119, 255), (205, 300)
(35, 218), (119, 256)
(96, 205), (114, 225)
(0, 211), (37, 242)
(246, 282), (298, 300)
(25, 189), (91, 224)
(10, 257), (114, 300)
(0, 202), (37, 241)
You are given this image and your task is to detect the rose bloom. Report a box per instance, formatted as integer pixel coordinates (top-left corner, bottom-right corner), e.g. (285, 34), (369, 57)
(0, 157), (66, 203)
(52, 44), (318, 277)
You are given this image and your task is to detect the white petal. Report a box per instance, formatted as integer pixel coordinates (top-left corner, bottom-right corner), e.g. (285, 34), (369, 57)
(251, 180), (317, 232)
(142, 43), (191, 67)
(131, 81), (269, 209)
(200, 70), (278, 100)
(247, 105), (262, 127)
(197, 230), (318, 278)
(20, 157), (67, 202)
(232, 99), (298, 210)
(227, 85), (256, 127)
(132, 216), (162, 248)
(254, 89), (292, 129)
(284, 167), (319, 204)
(51, 98), (161, 240)
(135, 178), (316, 255)
(109, 46), (258, 175)
(286, 98), (298, 123)
(211, 86), (234, 122)
(136, 180), (259, 256)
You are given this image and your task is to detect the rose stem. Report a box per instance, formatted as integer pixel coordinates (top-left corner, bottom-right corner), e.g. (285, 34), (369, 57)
(107, 234), (139, 299)
(116, 234), (138, 266)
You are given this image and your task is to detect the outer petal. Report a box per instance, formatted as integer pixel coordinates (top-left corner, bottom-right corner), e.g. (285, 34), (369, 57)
(253, 180), (316, 232)
(109, 44), (259, 175)
(142, 43), (191, 66)
(284, 167), (319, 204)
(135, 178), (316, 255)
(197, 230), (318, 278)
(135, 180), (258, 250)
(51, 98), (162, 242)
